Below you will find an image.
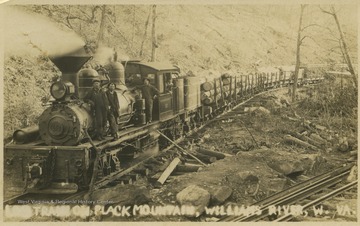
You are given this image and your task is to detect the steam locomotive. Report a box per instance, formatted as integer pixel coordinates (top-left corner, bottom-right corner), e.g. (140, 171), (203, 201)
(4, 46), (322, 198)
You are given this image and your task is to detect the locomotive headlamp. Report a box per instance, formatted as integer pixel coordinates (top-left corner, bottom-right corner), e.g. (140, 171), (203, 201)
(50, 81), (75, 100)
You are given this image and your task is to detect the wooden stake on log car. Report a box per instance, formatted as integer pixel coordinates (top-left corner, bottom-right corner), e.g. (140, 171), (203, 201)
(156, 130), (207, 166)
(284, 135), (321, 151)
(156, 157), (181, 186)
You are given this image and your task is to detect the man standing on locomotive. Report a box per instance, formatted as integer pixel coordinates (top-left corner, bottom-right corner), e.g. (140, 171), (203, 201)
(106, 82), (119, 139)
(84, 78), (109, 141)
(141, 78), (159, 124)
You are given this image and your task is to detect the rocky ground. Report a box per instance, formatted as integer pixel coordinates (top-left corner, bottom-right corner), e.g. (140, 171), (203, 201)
(86, 86), (357, 222)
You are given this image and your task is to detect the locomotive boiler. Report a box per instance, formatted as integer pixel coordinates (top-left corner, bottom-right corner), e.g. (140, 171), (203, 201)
(39, 48), (142, 146)
(4, 46), (151, 198)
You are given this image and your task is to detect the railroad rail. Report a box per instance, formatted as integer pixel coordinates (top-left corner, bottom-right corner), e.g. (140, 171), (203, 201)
(219, 163), (356, 222)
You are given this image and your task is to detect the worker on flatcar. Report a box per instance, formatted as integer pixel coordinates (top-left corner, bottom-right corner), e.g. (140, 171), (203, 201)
(141, 78), (159, 124)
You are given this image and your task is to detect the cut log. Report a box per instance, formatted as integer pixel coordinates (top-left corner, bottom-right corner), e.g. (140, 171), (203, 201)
(171, 171), (188, 176)
(313, 124), (327, 131)
(176, 164), (200, 172)
(288, 131), (323, 148)
(194, 153), (217, 163)
(202, 97), (213, 105)
(185, 158), (201, 164)
(221, 77), (230, 85)
(338, 138), (349, 152)
(201, 82), (213, 91)
(185, 162), (204, 167)
(309, 133), (327, 145)
(284, 135), (321, 151)
(196, 148), (226, 160)
(156, 158), (181, 186)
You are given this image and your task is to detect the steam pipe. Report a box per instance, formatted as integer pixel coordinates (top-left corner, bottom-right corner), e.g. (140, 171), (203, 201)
(13, 125), (40, 144)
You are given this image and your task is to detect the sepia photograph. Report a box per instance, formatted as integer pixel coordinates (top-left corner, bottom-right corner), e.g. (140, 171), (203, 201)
(1, 0), (358, 223)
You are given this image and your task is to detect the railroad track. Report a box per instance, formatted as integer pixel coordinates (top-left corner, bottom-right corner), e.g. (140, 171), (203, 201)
(218, 163), (357, 222)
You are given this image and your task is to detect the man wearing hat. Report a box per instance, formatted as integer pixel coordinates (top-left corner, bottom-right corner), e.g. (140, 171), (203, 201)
(106, 82), (119, 139)
(141, 78), (159, 123)
(84, 78), (109, 140)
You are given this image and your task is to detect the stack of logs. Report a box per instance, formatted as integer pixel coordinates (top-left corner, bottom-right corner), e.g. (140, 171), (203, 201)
(201, 74), (236, 105)
(284, 119), (357, 155)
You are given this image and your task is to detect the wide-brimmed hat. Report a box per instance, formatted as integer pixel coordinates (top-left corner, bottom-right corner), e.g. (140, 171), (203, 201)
(92, 78), (101, 83)
(108, 82), (116, 88)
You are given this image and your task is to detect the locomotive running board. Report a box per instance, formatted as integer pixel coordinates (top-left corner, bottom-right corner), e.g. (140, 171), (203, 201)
(27, 182), (78, 194)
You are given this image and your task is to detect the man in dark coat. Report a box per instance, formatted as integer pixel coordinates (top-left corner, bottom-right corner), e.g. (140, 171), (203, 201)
(141, 78), (159, 123)
(84, 78), (109, 140)
(106, 82), (119, 139)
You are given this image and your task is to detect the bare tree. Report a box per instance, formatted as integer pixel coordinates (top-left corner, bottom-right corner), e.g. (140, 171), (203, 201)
(97, 5), (106, 47)
(139, 6), (152, 57)
(292, 5), (306, 102)
(321, 6), (357, 86)
(151, 5), (158, 62)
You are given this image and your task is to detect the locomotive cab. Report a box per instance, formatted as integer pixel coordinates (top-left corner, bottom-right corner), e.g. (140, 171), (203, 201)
(122, 61), (181, 122)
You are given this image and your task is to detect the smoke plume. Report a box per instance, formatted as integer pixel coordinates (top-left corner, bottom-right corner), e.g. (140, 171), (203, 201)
(3, 6), (85, 58)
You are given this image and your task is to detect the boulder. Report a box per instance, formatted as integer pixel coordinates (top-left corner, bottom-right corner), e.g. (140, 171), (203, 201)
(176, 185), (210, 216)
(267, 160), (304, 176)
(210, 186), (233, 205)
(346, 165), (357, 182)
(236, 171), (255, 180)
(268, 178), (287, 192)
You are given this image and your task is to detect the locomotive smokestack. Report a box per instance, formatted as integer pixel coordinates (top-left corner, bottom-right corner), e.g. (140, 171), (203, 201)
(50, 46), (92, 97)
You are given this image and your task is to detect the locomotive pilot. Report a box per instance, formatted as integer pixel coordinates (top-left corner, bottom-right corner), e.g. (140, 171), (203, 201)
(141, 78), (159, 124)
(106, 82), (119, 139)
(84, 78), (109, 141)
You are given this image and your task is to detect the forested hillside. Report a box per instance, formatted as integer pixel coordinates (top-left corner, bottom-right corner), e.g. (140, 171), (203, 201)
(2, 4), (357, 138)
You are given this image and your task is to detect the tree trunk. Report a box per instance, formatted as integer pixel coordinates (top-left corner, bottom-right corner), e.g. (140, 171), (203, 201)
(139, 6), (152, 57)
(151, 5), (157, 62)
(292, 5), (305, 102)
(331, 6), (357, 86)
(97, 5), (106, 47)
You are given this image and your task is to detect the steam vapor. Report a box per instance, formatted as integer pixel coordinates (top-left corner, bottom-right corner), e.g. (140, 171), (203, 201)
(93, 46), (130, 66)
(3, 6), (85, 57)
